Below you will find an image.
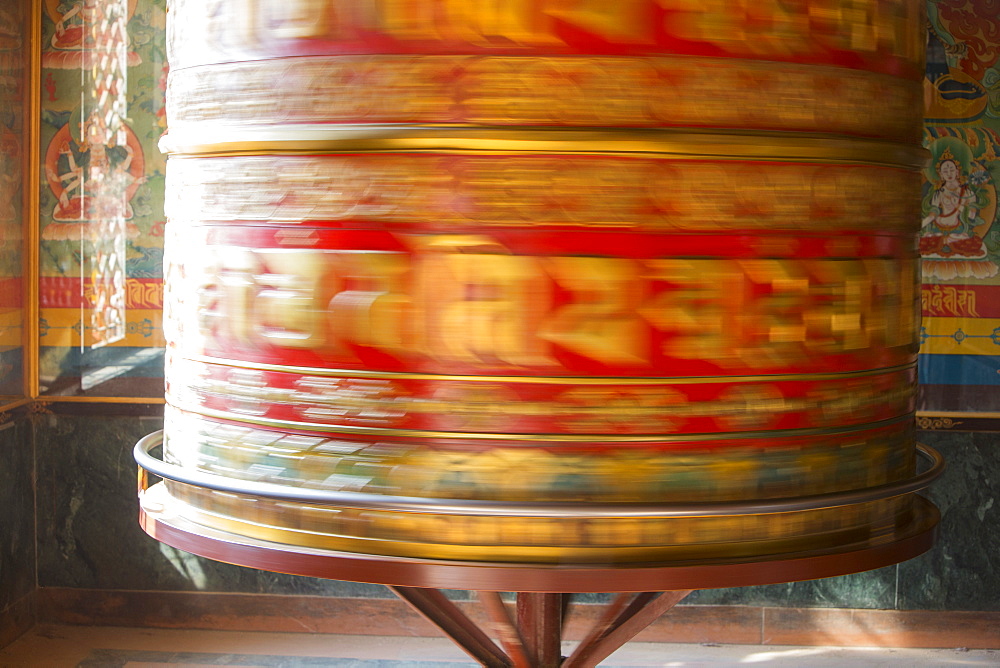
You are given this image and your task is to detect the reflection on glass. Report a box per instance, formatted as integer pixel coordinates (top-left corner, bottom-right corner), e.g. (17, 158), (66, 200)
(38, 0), (166, 398)
(0, 1), (25, 401)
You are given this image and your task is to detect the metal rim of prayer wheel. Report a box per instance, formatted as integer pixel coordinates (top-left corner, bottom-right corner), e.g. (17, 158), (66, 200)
(137, 431), (942, 591)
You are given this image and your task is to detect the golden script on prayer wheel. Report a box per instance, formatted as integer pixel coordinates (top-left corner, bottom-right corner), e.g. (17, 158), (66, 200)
(156, 0), (936, 563)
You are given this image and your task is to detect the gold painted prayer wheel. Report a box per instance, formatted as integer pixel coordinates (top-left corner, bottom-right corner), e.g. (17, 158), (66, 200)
(147, 0), (940, 565)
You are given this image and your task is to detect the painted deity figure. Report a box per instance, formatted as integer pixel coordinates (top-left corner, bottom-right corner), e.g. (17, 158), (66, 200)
(921, 150), (989, 257)
(50, 110), (137, 221)
(51, 0), (102, 51)
(43, 0), (140, 69)
(0, 136), (19, 223)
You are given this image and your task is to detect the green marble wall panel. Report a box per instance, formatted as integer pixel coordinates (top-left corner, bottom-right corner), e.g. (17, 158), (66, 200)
(34, 413), (388, 598)
(897, 430), (1000, 611)
(682, 568), (898, 609)
(568, 568), (898, 609)
(35, 415), (993, 612)
(0, 418), (34, 613)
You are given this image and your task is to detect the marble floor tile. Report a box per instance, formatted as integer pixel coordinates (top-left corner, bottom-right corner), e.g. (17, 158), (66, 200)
(1, 625), (998, 667)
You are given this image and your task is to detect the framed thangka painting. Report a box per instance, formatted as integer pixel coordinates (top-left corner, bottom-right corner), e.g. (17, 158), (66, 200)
(37, 0), (166, 399)
(0, 0), (30, 405)
(919, 0), (1000, 425)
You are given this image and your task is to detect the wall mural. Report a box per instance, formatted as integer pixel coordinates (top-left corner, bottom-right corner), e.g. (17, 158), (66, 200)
(0, 1), (26, 399)
(38, 0), (165, 397)
(920, 0), (1000, 414)
(41, 0), (141, 69)
(28, 0), (1000, 405)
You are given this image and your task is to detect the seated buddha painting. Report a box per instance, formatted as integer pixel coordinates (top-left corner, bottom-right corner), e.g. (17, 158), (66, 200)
(42, 0), (140, 69)
(921, 133), (1000, 281)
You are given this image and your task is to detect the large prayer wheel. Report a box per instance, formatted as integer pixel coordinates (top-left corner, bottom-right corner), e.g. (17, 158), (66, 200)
(143, 0), (940, 567)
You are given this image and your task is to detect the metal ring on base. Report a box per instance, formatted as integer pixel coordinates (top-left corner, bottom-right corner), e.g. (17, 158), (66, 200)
(135, 430), (942, 518)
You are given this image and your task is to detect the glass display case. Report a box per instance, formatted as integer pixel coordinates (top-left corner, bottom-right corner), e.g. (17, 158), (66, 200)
(0, 0), (32, 410)
(36, 0), (166, 400)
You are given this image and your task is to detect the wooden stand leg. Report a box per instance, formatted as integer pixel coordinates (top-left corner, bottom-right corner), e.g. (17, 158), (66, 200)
(388, 586), (511, 667)
(517, 593), (565, 668)
(387, 587), (693, 668)
(563, 590), (693, 667)
(478, 591), (532, 668)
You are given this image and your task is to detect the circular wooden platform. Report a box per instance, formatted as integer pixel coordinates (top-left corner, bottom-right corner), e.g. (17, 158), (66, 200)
(139, 481), (938, 593)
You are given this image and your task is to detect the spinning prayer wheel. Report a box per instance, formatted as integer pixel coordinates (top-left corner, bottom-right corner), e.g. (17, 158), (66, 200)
(139, 0), (940, 573)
